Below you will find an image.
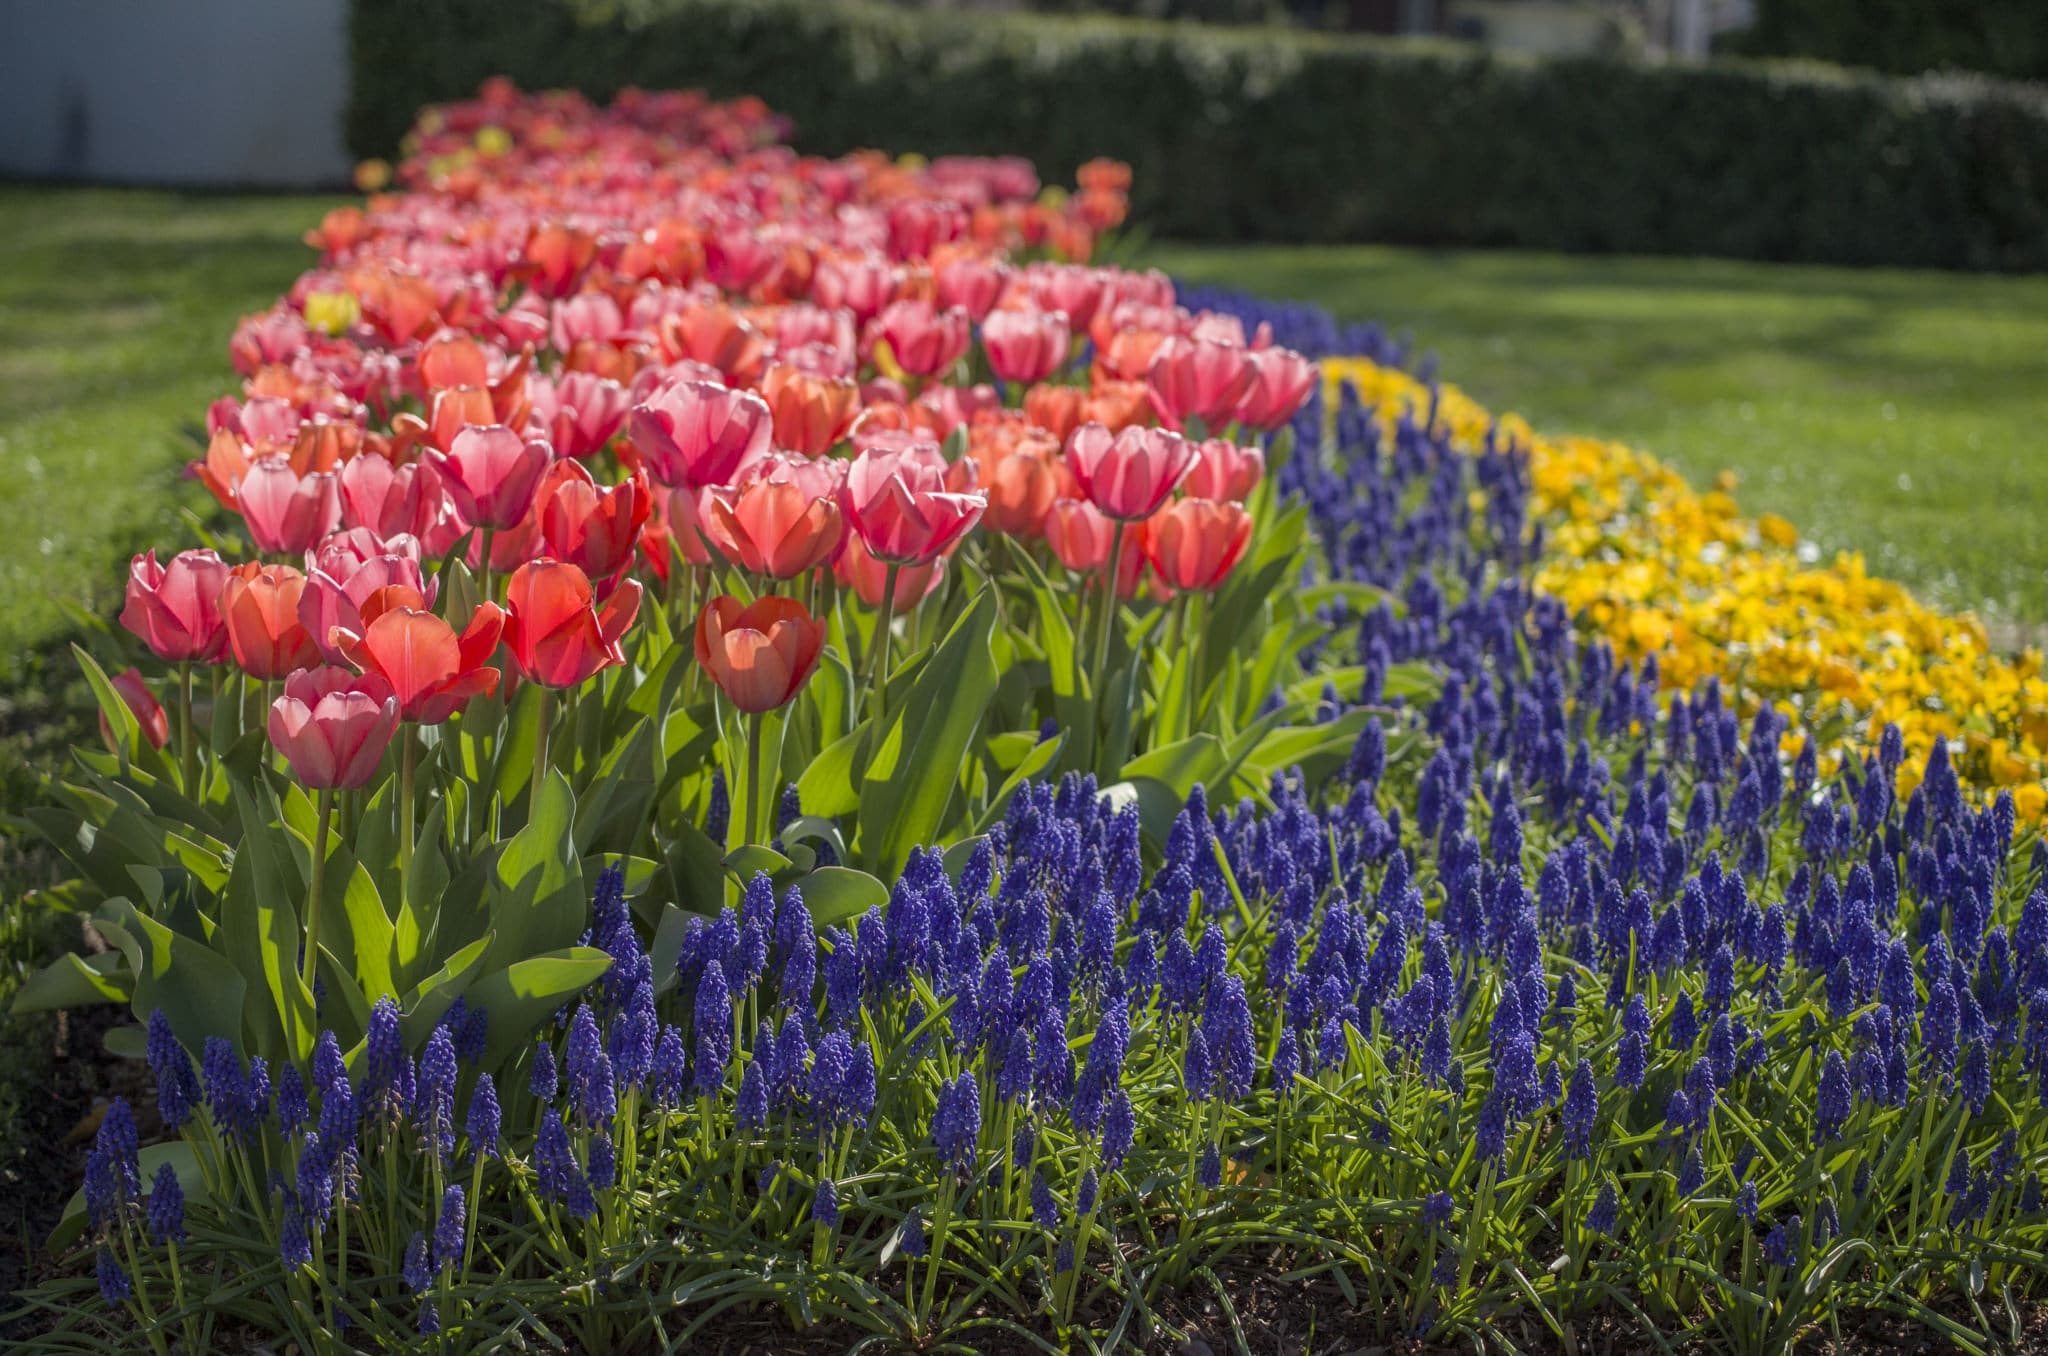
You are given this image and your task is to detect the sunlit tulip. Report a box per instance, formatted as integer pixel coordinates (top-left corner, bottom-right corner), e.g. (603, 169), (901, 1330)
(299, 530), (435, 664)
(267, 667), (400, 790)
(1065, 422), (1195, 522)
(338, 454), (462, 553)
(761, 364), (859, 457)
(655, 304), (768, 385)
(1183, 438), (1265, 503)
(1232, 345), (1319, 431)
(628, 378), (772, 489)
(239, 456), (342, 554)
(529, 369), (631, 461)
(693, 596), (826, 714)
(550, 292), (625, 355)
(99, 667), (169, 752)
(502, 560), (643, 688)
(1044, 498), (1116, 573)
(935, 254), (1010, 322)
(982, 448), (1070, 538)
(334, 601), (504, 724)
(120, 549), (231, 663)
(699, 479), (843, 578)
(834, 531), (947, 610)
(418, 333), (492, 392)
(840, 443), (986, 565)
(431, 425), (552, 531)
(1146, 335), (1257, 433)
(537, 460), (652, 580)
(221, 563), (322, 680)
(1141, 498), (1253, 592)
(871, 300), (971, 379)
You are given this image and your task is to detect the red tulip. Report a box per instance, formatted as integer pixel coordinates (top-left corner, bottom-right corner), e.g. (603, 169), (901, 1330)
(1064, 422), (1195, 522)
(1044, 498), (1117, 574)
(760, 364), (859, 457)
(431, 425), (552, 531)
(221, 562), (323, 680)
(120, 548), (232, 663)
(267, 666), (400, 790)
(334, 601), (505, 724)
(1146, 335), (1257, 433)
(502, 560), (643, 689)
(628, 378), (772, 489)
(1183, 438), (1265, 503)
(871, 300), (971, 378)
(1141, 498), (1253, 592)
(238, 455), (341, 554)
(840, 443), (986, 566)
(529, 370), (631, 461)
(699, 479), (844, 579)
(834, 533), (947, 610)
(99, 667), (169, 752)
(1232, 345), (1318, 431)
(536, 460), (652, 580)
(693, 595), (826, 714)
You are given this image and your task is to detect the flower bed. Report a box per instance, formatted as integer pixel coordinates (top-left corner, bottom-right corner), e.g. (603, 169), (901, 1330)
(9, 79), (2046, 1353)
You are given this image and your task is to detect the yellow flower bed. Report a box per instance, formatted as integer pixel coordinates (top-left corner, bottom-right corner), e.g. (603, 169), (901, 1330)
(1323, 358), (2048, 823)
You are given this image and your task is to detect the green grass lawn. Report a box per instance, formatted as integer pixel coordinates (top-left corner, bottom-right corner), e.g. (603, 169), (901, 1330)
(0, 186), (346, 666)
(1149, 243), (2048, 636)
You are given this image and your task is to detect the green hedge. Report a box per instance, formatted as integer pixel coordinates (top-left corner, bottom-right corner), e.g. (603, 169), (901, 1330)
(347, 0), (2048, 271)
(1729, 0), (2048, 85)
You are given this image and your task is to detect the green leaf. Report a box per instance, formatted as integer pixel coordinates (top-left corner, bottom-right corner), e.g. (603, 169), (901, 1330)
(466, 948), (615, 1072)
(724, 844), (793, 881)
(106, 898), (248, 1055)
(664, 821), (727, 917)
(972, 732), (1065, 836)
(11, 952), (129, 1013)
(796, 725), (867, 820)
(483, 769), (587, 975)
(790, 866), (891, 929)
(1121, 733), (1225, 800)
(857, 589), (999, 876)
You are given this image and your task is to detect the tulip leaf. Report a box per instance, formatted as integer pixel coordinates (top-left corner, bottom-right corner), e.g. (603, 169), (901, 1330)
(483, 769), (587, 976)
(796, 725), (867, 819)
(940, 836), (987, 884)
(50, 1141), (207, 1253)
(466, 948), (615, 1072)
(71, 644), (172, 785)
(395, 935), (493, 1051)
(224, 776), (316, 1062)
(665, 821), (727, 918)
(647, 905), (696, 995)
(1095, 776), (1188, 850)
(106, 898), (248, 1056)
(1237, 710), (1378, 790)
(11, 951), (130, 1014)
(1121, 733), (1225, 800)
(792, 866), (891, 930)
(972, 732), (1066, 836)
(857, 588), (999, 876)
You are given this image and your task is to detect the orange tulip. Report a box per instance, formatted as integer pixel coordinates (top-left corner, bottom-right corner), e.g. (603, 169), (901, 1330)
(760, 364), (859, 457)
(221, 562), (323, 680)
(833, 531), (947, 610)
(982, 447), (1071, 539)
(502, 560), (643, 689)
(334, 602), (505, 724)
(698, 478), (844, 579)
(693, 595), (825, 714)
(537, 460), (651, 581)
(1141, 498), (1253, 592)
(1023, 383), (1088, 443)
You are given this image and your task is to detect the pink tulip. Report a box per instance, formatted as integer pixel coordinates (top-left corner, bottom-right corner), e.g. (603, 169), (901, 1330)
(1232, 345), (1319, 430)
(936, 255), (1011, 322)
(981, 307), (1071, 385)
(914, 383), (1000, 440)
(812, 254), (900, 326)
(431, 425), (553, 531)
(1026, 263), (1111, 332)
(1044, 498), (1116, 573)
(528, 370), (631, 461)
(100, 667), (169, 752)
(338, 454), (458, 549)
(1065, 422), (1196, 522)
(834, 531), (947, 609)
(238, 455), (341, 554)
(299, 530), (436, 664)
(871, 300), (971, 379)
(267, 666), (400, 791)
(627, 378), (772, 489)
(549, 292), (625, 355)
(1146, 335), (1257, 433)
(1183, 438), (1265, 503)
(120, 548), (232, 663)
(840, 443), (986, 565)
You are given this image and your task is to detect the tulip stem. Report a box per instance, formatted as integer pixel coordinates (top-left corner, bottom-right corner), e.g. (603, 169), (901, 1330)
(745, 711), (766, 847)
(479, 528), (495, 602)
(303, 787), (333, 992)
(1091, 521), (1128, 696)
(178, 661), (197, 794)
(398, 729), (416, 917)
(865, 563), (901, 727)
(533, 687), (553, 810)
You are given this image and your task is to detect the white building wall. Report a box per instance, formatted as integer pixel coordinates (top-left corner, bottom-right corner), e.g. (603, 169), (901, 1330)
(0, 0), (353, 187)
